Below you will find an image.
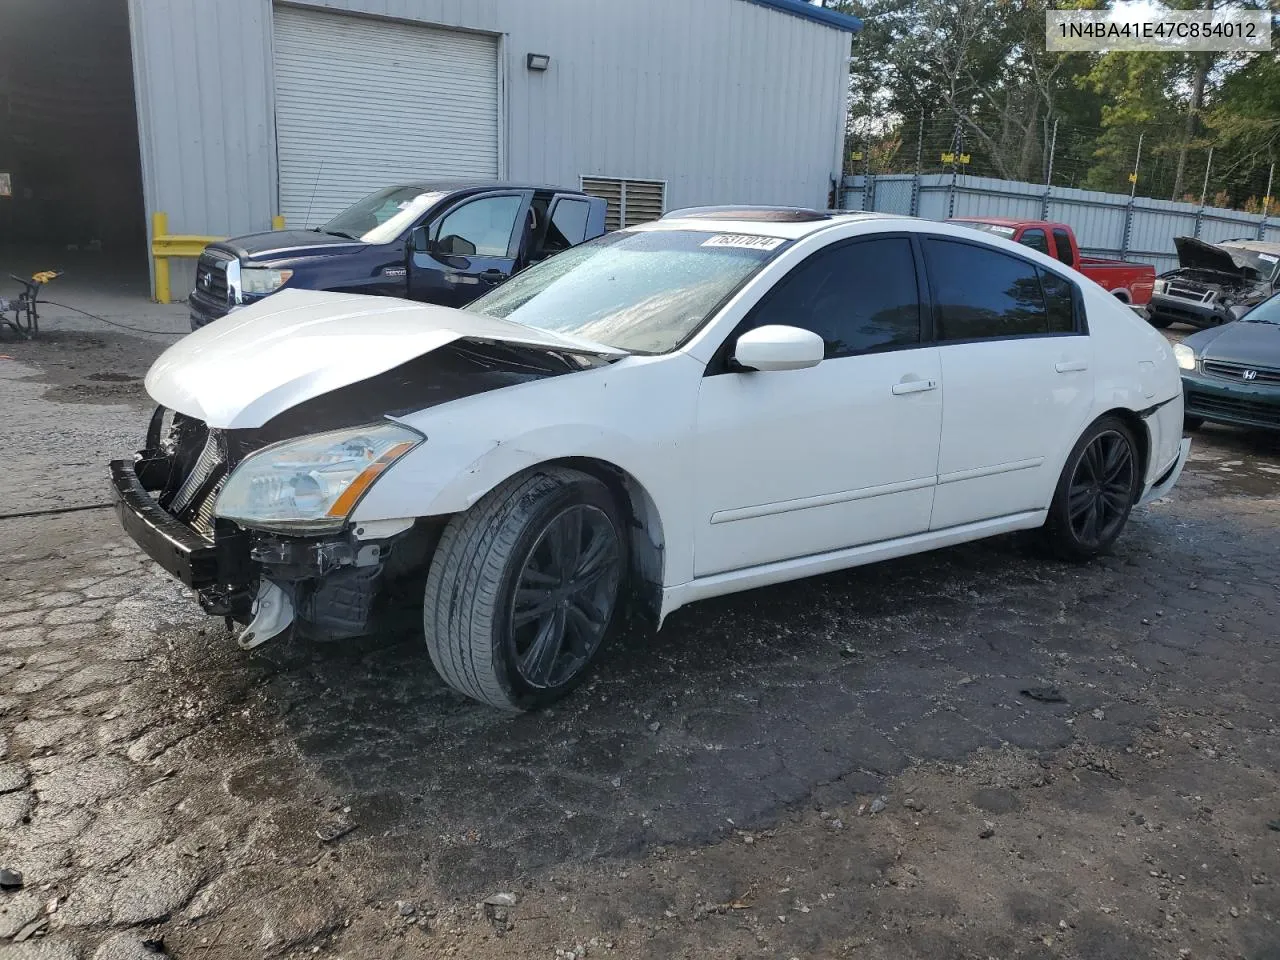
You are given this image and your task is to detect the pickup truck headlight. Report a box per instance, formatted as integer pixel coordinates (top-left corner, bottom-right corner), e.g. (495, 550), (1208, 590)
(1173, 343), (1197, 371)
(1152, 279), (1168, 295)
(240, 266), (294, 296)
(215, 422), (421, 533)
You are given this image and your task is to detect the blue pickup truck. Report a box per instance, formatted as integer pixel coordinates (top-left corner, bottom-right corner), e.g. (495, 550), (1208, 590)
(189, 181), (607, 329)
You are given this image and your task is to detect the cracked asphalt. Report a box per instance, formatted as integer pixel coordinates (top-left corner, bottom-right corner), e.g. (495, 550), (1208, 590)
(1, 326), (1278, 959)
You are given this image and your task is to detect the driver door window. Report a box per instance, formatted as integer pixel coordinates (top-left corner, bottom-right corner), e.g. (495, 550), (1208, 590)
(433, 195), (523, 257)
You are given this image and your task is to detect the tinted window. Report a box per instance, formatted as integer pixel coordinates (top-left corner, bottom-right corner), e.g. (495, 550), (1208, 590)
(1020, 229), (1049, 255)
(1052, 228), (1075, 267)
(744, 238), (921, 358)
(925, 238), (1049, 340)
(434, 195), (523, 257)
(1039, 269), (1077, 333)
(544, 198), (591, 253)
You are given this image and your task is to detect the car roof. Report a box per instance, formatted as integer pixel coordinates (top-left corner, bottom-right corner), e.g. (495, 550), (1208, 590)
(640, 207), (911, 240)
(1219, 239), (1280, 254)
(401, 180), (587, 196)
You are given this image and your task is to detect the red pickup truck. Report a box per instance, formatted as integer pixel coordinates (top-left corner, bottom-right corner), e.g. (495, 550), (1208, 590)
(949, 218), (1156, 309)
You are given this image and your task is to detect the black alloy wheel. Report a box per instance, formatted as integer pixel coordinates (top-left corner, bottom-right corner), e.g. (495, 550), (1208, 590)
(423, 466), (629, 711)
(1044, 415), (1141, 561)
(1065, 429), (1136, 549)
(509, 502), (622, 689)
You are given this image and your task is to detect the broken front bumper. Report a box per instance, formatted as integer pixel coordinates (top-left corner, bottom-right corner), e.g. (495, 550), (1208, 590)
(112, 455), (408, 642)
(111, 456), (255, 622)
(110, 458), (220, 588)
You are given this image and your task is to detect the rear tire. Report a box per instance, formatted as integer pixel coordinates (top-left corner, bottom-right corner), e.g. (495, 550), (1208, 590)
(1043, 416), (1141, 561)
(422, 467), (628, 711)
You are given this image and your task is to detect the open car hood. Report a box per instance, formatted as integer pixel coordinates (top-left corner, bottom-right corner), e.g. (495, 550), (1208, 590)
(1173, 236), (1263, 278)
(145, 289), (626, 429)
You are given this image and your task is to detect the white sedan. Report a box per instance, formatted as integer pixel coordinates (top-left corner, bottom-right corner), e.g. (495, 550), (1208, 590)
(112, 208), (1190, 710)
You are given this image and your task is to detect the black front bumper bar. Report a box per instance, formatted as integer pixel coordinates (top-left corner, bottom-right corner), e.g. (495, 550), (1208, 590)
(110, 458), (219, 588)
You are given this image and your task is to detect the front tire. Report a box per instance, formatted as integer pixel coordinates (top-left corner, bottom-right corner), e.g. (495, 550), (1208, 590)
(1147, 314), (1173, 329)
(423, 467), (627, 711)
(1043, 416), (1141, 561)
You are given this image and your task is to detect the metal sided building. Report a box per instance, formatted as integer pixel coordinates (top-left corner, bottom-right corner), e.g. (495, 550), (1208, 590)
(0, 0), (859, 297)
(3, 0), (860, 294)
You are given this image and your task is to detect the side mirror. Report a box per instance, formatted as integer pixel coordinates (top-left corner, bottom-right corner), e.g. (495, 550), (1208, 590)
(409, 225), (429, 253)
(733, 325), (824, 372)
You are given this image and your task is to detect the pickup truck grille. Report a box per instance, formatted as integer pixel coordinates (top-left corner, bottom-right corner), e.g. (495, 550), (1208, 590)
(194, 251), (231, 304)
(1165, 282), (1213, 303)
(1203, 360), (1280, 384)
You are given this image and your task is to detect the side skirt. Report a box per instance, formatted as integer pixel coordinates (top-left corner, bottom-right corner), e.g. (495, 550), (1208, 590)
(658, 510), (1048, 625)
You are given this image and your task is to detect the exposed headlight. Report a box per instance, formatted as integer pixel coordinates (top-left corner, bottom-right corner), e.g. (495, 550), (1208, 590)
(215, 422), (421, 533)
(1152, 279), (1168, 295)
(240, 266), (294, 296)
(1173, 343), (1197, 371)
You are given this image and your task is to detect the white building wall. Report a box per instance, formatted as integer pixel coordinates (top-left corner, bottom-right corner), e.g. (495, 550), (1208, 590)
(128, 0), (851, 241)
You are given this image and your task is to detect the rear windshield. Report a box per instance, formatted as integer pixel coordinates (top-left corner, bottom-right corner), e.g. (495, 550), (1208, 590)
(467, 229), (788, 353)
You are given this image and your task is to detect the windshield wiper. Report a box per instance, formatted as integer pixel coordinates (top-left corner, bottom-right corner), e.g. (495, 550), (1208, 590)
(321, 229), (361, 240)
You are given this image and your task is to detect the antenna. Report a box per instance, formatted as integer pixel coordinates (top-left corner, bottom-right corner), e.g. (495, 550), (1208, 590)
(304, 159), (325, 229)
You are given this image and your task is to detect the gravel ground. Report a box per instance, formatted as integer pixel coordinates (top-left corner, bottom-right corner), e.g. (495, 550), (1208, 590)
(0, 323), (1277, 960)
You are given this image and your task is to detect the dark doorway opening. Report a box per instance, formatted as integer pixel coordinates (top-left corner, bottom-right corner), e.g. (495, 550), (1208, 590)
(0, 0), (147, 284)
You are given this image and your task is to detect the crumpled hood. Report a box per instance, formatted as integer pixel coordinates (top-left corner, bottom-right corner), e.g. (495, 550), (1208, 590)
(145, 289), (625, 429)
(1174, 236), (1262, 278)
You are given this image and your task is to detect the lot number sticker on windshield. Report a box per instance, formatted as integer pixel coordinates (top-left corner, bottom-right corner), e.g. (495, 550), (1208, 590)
(1260, 253), (1278, 264)
(701, 234), (786, 251)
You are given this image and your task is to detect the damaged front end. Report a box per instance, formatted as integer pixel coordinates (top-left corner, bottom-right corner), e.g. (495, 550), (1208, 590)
(111, 332), (611, 649)
(110, 405), (436, 647)
(1150, 237), (1277, 328)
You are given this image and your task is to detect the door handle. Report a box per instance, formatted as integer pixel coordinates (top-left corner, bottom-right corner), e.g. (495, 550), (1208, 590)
(891, 378), (938, 396)
(1055, 360), (1088, 373)
(479, 269), (507, 282)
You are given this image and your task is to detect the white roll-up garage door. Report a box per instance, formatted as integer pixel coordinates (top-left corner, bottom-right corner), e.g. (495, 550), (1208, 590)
(272, 5), (500, 227)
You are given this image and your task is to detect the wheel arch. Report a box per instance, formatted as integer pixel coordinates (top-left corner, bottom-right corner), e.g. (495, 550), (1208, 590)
(1099, 406), (1151, 480)
(1111, 288), (1131, 304)
(541, 457), (667, 625)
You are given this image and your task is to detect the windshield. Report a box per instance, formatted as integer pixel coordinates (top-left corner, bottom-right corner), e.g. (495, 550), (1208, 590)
(1222, 245), (1280, 281)
(320, 187), (447, 244)
(952, 221), (1017, 238)
(1243, 293), (1280, 324)
(466, 229), (787, 353)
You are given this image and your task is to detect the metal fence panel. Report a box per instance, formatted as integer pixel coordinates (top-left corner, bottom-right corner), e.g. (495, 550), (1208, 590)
(840, 175), (866, 211)
(869, 175), (915, 215)
(1199, 210), (1265, 245)
(839, 173), (1275, 274)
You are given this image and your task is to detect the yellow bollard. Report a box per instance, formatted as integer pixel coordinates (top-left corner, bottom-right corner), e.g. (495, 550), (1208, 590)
(152, 211), (171, 304)
(272, 214), (285, 230)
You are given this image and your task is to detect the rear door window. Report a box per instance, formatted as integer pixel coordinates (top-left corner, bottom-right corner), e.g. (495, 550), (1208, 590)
(543, 198), (591, 253)
(924, 237), (1051, 340)
(1039, 269), (1079, 333)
